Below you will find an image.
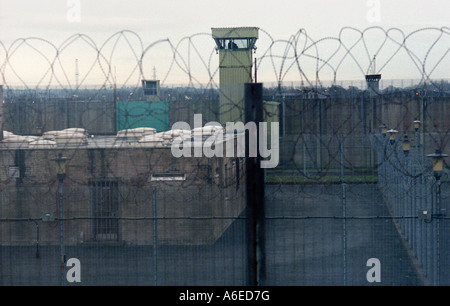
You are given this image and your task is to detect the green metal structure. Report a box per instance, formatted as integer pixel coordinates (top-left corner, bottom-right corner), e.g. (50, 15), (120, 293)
(116, 100), (169, 132)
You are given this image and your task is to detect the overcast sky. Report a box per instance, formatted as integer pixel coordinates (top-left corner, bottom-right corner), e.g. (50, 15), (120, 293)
(0, 0), (448, 86)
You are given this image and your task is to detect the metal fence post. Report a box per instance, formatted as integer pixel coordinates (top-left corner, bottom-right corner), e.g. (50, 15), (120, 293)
(437, 178), (441, 285)
(153, 186), (158, 286)
(303, 142), (307, 182)
(435, 178), (441, 285)
(58, 178), (65, 286)
(245, 83), (265, 286)
(340, 135), (347, 286)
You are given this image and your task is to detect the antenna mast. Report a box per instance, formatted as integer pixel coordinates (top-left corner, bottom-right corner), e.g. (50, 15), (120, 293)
(113, 66), (117, 104)
(75, 59), (79, 89)
(371, 55), (376, 74)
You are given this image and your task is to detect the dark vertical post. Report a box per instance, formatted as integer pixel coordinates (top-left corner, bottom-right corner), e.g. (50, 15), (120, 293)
(0, 85), (3, 141)
(15, 150), (25, 241)
(245, 83), (265, 286)
(34, 221), (40, 258)
(340, 135), (347, 285)
(435, 177), (441, 286)
(153, 186), (158, 286)
(113, 78), (117, 134)
(254, 58), (257, 84)
(58, 175), (65, 286)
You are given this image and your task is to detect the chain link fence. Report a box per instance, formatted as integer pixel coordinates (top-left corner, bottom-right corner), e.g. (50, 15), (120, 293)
(0, 27), (449, 286)
(3, 132), (445, 285)
(372, 132), (450, 285)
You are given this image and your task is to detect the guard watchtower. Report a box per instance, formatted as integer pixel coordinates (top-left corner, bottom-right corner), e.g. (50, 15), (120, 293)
(142, 79), (160, 102)
(365, 55), (381, 97)
(365, 74), (381, 96)
(212, 27), (259, 125)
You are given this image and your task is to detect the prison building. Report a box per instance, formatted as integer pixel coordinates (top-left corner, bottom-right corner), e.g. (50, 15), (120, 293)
(0, 125), (245, 246)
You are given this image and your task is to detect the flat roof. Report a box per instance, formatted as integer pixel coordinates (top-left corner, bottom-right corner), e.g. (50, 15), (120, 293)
(365, 74), (382, 80)
(211, 27), (259, 39)
(0, 133), (241, 151)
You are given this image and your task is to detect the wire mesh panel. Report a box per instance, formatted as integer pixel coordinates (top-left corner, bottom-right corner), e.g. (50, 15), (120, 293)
(440, 182), (450, 285)
(372, 133), (450, 285)
(0, 185), (248, 286)
(264, 135), (428, 286)
(0, 26), (449, 286)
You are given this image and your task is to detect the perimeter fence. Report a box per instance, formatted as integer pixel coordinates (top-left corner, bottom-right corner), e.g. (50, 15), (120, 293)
(0, 26), (449, 285)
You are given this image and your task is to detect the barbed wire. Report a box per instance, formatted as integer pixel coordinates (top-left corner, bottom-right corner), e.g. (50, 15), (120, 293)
(0, 27), (448, 284)
(0, 26), (449, 90)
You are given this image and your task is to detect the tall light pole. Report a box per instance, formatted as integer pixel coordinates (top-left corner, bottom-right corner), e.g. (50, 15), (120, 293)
(386, 129), (399, 221)
(51, 153), (70, 285)
(378, 124), (389, 188)
(426, 149), (448, 286)
(413, 119), (424, 266)
(402, 135), (411, 242)
(427, 149), (448, 219)
(413, 119), (421, 160)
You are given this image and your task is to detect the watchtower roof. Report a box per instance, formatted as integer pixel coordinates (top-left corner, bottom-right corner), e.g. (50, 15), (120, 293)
(211, 27), (259, 39)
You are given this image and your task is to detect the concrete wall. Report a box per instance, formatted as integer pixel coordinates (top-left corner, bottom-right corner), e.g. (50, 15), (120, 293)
(3, 99), (116, 135)
(279, 95), (450, 169)
(0, 146), (246, 246)
(282, 95), (450, 137)
(3, 94), (448, 170)
(3, 99), (220, 135)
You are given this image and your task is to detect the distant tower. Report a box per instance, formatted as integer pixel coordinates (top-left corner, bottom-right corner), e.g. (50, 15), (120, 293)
(365, 74), (381, 95)
(141, 66), (160, 102)
(212, 27), (259, 126)
(365, 55), (381, 96)
(142, 79), (160, 102)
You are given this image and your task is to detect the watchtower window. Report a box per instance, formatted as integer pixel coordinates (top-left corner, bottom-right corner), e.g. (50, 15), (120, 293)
(214, 38), (257, 50)
(142, 80), (158, 96)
